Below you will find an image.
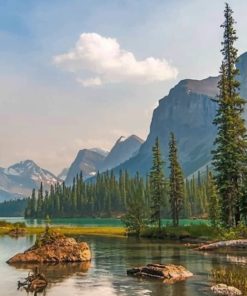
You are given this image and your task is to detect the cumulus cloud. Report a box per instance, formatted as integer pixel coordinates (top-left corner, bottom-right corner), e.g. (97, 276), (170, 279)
(53, 33), (178, 86)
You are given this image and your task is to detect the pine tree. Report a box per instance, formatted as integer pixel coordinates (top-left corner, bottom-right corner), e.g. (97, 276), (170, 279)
(36, 183), (43, 218)
(168, 132), (185, 226)
(149, 137), (166, 231)
(207, 172), (220, 227)
(212, 3), (247, 227)
(122, 182), (148, 237)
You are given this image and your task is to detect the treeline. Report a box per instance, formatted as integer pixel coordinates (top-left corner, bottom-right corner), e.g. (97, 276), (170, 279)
(24, 168), (210, 220)
(0, 198), (27, 217)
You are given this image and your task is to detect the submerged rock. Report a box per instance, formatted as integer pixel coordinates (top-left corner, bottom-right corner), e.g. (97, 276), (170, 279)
(127, 263), (193, 284)
(211, 284), (242, 296)
(7, 231), (91, 264)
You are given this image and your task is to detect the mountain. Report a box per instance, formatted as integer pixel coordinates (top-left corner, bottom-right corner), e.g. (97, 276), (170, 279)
(101, 135), (144, 171)
(65, 149), (105, 184)
(115, 52), (247, 177)
(65, 135), (143, 184)
(0, 160), (61, 201)
(57, 168), (69, 181)
(90, 148), (109, 157)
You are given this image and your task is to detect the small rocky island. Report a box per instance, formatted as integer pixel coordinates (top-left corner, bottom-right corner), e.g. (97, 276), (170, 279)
(7, 230), (91, 264)
(127, 263), (193, 284)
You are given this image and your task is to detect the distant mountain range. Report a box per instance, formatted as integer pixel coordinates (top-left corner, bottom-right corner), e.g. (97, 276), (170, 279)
(1, 52), (247, 202)
(0, 160), (61, 202)
(0, 135), (143, 200)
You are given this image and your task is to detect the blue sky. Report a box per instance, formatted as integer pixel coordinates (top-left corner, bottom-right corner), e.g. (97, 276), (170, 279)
(0, 0), (247, 173)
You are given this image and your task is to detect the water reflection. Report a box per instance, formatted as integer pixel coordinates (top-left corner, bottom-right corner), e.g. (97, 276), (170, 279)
(1, 235), (247, 296)
(11, 261), (91, 283)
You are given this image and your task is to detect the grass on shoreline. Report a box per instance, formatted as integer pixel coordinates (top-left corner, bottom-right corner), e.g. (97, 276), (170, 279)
(0, 224), (126, 237)
(1, 220), (247, 241)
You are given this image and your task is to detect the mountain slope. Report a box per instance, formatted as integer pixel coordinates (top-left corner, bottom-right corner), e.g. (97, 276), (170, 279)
(115, 77), (218, 177)
(57, 168), (69, 181)
(115, 52), (247, 177)
(101, 135), (144, 171)
(65, 149), (105, 184)
(0, 160), (61, 201)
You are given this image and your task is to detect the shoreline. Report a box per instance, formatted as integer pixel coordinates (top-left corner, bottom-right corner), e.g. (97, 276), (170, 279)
(0, 226), (126, 237)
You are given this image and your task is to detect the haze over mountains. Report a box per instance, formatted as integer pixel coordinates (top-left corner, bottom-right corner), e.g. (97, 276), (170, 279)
(65, 135), (144, 185)
(0, 135), (144, 200)
(1, 52), (247, 202)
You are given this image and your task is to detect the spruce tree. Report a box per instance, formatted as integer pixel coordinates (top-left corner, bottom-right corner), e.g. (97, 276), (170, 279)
(149, 137), (166, 231)
(212, 3), (247, 227)
(207, 172), (220, 227)
(122, 180), (148, 237)
(168, 132), (184, 226)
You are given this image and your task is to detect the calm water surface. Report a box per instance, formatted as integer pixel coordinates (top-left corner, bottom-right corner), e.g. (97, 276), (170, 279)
(0, 217), (208, 227)
(1, 235), (246, 296)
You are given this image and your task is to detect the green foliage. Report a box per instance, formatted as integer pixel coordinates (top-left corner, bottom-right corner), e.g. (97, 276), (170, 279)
(141, 224), (217, 240)
(25, 170), (151, 219)
(168, 132), (185, 226)
(121, 178), (149, 237)
(217, 222), (247, 240)
(207, 172), (220, 227)
(0, 198), (27, 217)
(25, 169), (216, 222)
(149, 137), (167, 231)
(212, 3), (247, 227)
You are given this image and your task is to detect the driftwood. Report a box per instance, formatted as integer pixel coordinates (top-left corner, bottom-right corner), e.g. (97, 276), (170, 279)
(196, 239), (247, 251)
(17, 267), (47, 293)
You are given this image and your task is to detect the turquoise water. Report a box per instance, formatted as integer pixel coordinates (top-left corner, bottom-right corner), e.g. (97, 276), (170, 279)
(0, 217), (208, 227)
(0, 234), (246, 296)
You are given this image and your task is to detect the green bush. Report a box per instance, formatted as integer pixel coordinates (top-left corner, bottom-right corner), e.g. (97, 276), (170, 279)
(141, 224), (218, 240)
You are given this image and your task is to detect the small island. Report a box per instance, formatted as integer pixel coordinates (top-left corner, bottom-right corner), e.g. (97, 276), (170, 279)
(7, 230), (91, 264)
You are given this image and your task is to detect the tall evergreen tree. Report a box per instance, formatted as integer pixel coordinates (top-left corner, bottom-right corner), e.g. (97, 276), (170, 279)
(149, 137), (166, 231)
(212, 3), (247, 227)
(168, 132), (184, 226)
(207, 172), (220, 227)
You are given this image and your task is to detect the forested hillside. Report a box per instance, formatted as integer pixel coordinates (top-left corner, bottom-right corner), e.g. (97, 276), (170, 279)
(24, 170), (209, 219)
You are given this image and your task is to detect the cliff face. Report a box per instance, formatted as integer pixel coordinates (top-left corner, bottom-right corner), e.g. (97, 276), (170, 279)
(116, 52), (247, 177)
(142, 77), (219, 175)
(100, 135), (143, 171)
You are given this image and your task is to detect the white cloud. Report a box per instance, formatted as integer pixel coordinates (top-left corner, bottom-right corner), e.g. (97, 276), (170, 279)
(53, 33), (178, 86)
(76, 77), (102, 87)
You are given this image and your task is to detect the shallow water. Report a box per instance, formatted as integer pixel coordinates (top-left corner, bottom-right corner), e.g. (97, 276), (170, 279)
(0, 217), (208, 227)
(1, 235), (247, 296)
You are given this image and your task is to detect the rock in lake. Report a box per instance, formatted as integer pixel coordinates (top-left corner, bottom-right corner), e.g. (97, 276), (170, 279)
(211, 284), (242, 296)
(127, 263), (193, 284)
(7, 231), (91, 264)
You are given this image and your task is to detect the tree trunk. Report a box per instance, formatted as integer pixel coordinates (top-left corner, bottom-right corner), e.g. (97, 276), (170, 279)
(196, 239), (247, 251)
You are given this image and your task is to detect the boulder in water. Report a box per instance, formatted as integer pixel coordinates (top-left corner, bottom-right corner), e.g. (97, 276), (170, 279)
(7, 231), (91, 264)
(211, 284), (242, 296)
(127, 263), (193, 284)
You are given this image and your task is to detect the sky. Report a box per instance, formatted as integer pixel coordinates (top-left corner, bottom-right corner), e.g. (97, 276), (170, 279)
(0, 0), (247, 174)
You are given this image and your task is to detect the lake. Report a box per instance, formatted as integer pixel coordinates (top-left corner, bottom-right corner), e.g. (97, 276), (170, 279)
(0, 234), (245, 296)
(0, 217), (208, 227)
